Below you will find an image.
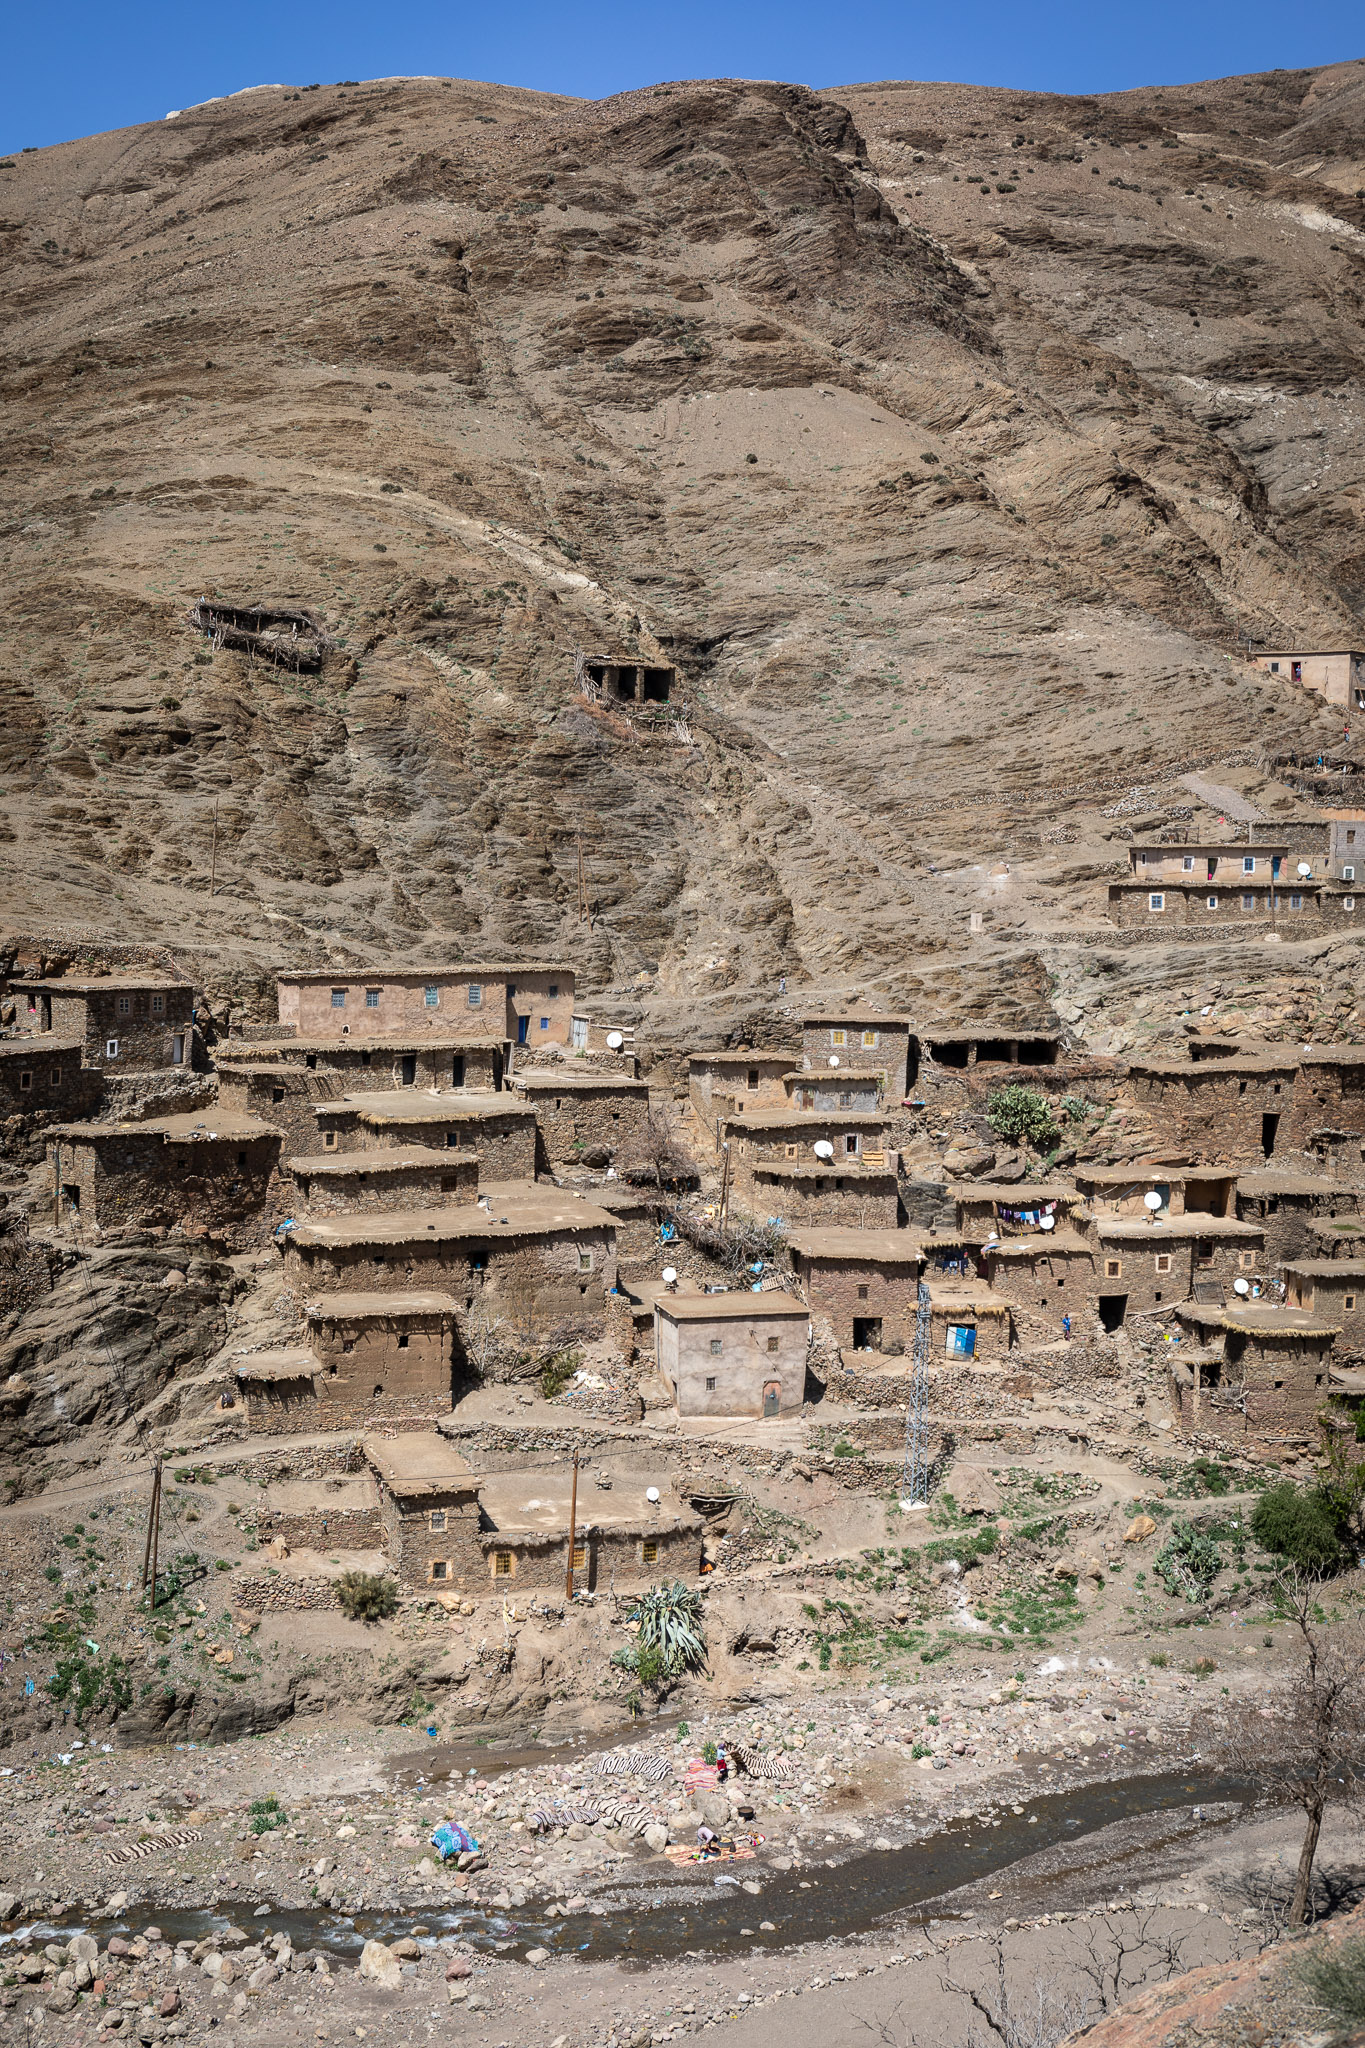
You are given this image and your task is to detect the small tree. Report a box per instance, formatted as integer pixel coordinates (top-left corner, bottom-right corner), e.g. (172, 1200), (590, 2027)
(1252, 1482), (1352, 1575)
(985, 1085), (1058, 1152)
(623, 1101), (695, 1191)
(1204, 1576), (1365, 1924)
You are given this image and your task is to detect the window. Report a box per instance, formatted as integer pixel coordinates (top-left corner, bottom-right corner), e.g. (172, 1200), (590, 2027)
(857, 1284), (869, 1300)
(397, 1334), (410, 1350)
(785, 1143), (798, 1159)
(272, 1086), (285, 1104)
(493, 1550), (514, 1577)
(365, 988), (380, 1008)
(1270, 661), (1280, 673)
(105, 1039), (119, 1059)
(1105, 1259), (1121, 1279)
(1154, 1254), (1172, 1274)
(429, 1508), (447, 1532)
(430, 1560), (448, 1580)
(1182, 856), (1194, 872)
(1345, 867), (1357, 882)
(710, 1338), (723, 1356)
(578, 1249), (593, 1273)
(572, 1542), (587, 1570)
(1347, 1295), (1357, 1312)
(424, 985), (439, 1008)
(331, 988), (346, 1007)
(151, 994), (164, 1015)
(844, 1133), (859, 1155)
(323, 1130), (337, 1149)
(1207, 896), (1218, 910)
(117, 996), (131, 1016)
(1291, 894), (1303, 911)
(830, 1029), (847, 1048)
(1239, 1251), (1256, 1270)
(705, 1375), (717, 1391)
(861, 1029), (879, 1048)
(746, 1069), (759, 1089)
(467, 984), (483, 1008)
(540, 1017), (550, 1031)
(1243, 856), (1256, 874)
(1347, 898), (1357, 913)
(549, 983), (559, 998)
(49, 1068), (60, 1087)
(642, 1539), (659, 1566)
(767, 1336), (780, 1354)
(1148, 893), (1165, 912)
(1242, 894), (1255, 910)
(18, 1070), (32, 1092)
(1350, 832), (1359, 847)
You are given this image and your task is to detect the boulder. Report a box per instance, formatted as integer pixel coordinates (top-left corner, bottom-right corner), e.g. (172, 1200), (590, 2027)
(1123, 1514), (1158, 1544)
(948, 1465), (1002, 1517)
(68, 1935), (98, 1965)
(358, 1939), (402, 1991)
(643, 1823), (669, 1853)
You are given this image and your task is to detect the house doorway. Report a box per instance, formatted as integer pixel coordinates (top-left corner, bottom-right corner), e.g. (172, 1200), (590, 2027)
(451, 1053), (465, 1088)
(400, 1055), (417, 1086)
(516, 1015), (529, 1046)
(1098, 1294), (1128, 1333)
(762, 1381), (781, 1418)
(852, 1317), (882, 1352)
(945, 1324), (976, 1358)
(1262, 1112), (1280, 1157)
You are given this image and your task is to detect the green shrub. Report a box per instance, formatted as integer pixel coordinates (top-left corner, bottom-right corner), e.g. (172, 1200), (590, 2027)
(985, 1085), (1058, 1150)
(1190, 1457), (1230, 1495)
(540, 1350), (580, 1401)
(1354, 1407), (1365, 1443)
(336, 1571), (399, 1623)
(1154, 1518), (1222, 1601)
(701, 1739), (718, 1765)
(1295, 1933), (1365, 2023)
(1251, 1483), (1350, 1575)
(249, 1795), (286, 1836)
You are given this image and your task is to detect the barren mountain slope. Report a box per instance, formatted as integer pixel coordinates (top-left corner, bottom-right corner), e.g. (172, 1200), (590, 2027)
(1, 65), (1363, 1036)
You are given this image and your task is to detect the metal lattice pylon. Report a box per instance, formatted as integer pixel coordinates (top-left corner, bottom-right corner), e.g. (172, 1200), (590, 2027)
(900, 1280), (932, 1502)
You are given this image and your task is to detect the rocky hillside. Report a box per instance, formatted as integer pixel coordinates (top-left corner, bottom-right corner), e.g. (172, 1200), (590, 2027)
(1, 63), (1364, 1038)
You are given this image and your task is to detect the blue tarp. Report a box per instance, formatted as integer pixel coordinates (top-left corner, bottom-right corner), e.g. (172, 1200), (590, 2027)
(431, 1822), (479, 1860)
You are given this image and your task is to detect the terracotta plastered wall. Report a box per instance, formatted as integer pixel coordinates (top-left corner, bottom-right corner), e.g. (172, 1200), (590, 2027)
(288, 970), (574, 1044)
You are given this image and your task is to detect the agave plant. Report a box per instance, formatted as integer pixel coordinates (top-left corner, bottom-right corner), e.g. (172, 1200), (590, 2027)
(629, 1581), (707, 1676)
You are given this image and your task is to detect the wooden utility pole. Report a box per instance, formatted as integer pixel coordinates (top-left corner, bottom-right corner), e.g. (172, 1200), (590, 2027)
(577, 838), (589, 923)
(718, 1142), (732, 1233)
(209, 799), (220, 899)
(142, 1456), (163, 1607)
(564, 1449), (580, 1602)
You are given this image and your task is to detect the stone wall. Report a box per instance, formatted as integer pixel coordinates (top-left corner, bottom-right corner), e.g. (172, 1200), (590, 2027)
(314, 1102), (537, 1178)
(1090, 1233), (1261, 1316)
(794, 1256), (920, 1353)
(518, 1081), (651, 1170)
(290, 1155), (478, 1214)
(239, 1381), (455, 1436)
(48, 1129), (279, 1244)
(746, 1168), (900, 1229)
(233, 1572), (345, 1612)
(35, 983), (195, 1072)
(254, 1505), (382, 1549)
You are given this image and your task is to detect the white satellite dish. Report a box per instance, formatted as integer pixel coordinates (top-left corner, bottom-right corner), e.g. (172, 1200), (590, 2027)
(606, 1031), (624, 1050)
(1297, 862), (1312, 879)
(813, 1139), (835, 1160)
(661, 1266), (677, 1285)
(1144, 1190), (1163, 1212)
(828, 1055), (840, 1069)
(646, 1487), (661, 1504)
(1039, 1214), (1055, 1232)
(1234, 1277), (1250, 1296)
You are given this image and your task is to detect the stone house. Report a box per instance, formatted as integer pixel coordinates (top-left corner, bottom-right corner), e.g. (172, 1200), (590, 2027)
(1107, 878), (1355, 929)
(1236, 1172), (1364, 1264)
(1074, 1165), (1237, 1220)
(927, 1285), (1013, 1361)
(11, 975), (194, 1073)
(653, 1292), (810, 1418)
(1283, 1262), (1365, 1359)
(229, 1293), (464, 1431)
(1290, 1049), (1365, 1158)
(229, 1349), (327, 1434)
(747, 1159), (901, 1229)
(786, 1228), (923, 1355)
(310, 1092), (537, 1179)
(1128, 1057), (1299, 1159)
(215, 1061), (340, 1179)
(470, 1474), (702, 1593)
(721, 1109), (897, 1217)
(513, 1073), (651, 1170)
(0, 1038), (101, 1125)
(688, 1052), (796, 1132)
(582, 656), (677, 706)
(1085, 1216), (1265, 1328)
(366, 1434), (485, 1591)
(287, 1147), (479, 1214)
(1323, 811), (1365, 882)
(220, 1035), (509, 1092)
(1250, 649), (1365, 708)
(950, 1182), (1078, 1244)
(47, 1110), (281, 1240)
(1170, 1304), (1338, 1443)
(783, 1069), (884, 1113)
(919, 1029), (1060, 1071)
(1126, 841), (1292, 887)
(982, 1230), (1095, 1332)
(799, 1013), (913, 1099)
(275, 963), (575, 1049)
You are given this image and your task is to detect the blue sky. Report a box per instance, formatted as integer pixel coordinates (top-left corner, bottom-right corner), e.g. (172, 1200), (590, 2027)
(3, 0), (1359, 154)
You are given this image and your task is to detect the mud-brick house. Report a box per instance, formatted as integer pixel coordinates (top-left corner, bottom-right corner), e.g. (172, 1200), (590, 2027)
(1250, 648), (1365, 708)
(688, 1052), (796, 1134)
(466, 1473), (702, 1593)
(221, 1035), (509, 1092)
(799, 1013), (913, 1099)
(1128, 1057), (1299, 1160)
(287, 1148), (479, 1214)
(721, 1109), (898, 1225)
(1084, 1216), (1265, 1328)
(0, 1038), (101, 1123)
(215, 1061), (340, 1177)
(1235, 1172), (1364, 1264)
(653, 1292), (810, 1418)
(1170, 1304), (1339, 1444)
(927, 1285), (1012, 1360)
(1282, 1262), (1365, 1360)
(47, 1110), (281, 1240)
(365, 1434), (484, 1591)
(275, 963), (575, 1049)
(981, 1230), (1096, 1334)
(787, 1228), (923, 1356)
(950, 1182), (1079, 1245)
(513, 1073), (651, 1170)
(279, 1196), (619, 1357)
(747, 1158), (901, 1229)
(11, 975), (195, 1072)
(310, 1092), (537, 1178)
(1074, 1165), (1237, 1220)
(783, 1068), (885, 1113)
(228, 1349), (325, 1433)
(230, 1293), (464, 1432)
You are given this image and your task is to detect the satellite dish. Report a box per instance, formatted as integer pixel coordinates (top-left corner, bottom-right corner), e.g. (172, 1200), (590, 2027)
(828, 1055), (840, 1069)
(1297, 862), (1312, 879)
(813, 1139), (835, 1160)
(606, 1031), (624, 1050)
(1234, 1277), (1251, 1296)
(1144, 1191), (1163, 1212)
(661, 1266), (677, 1285)
(646, 1487), (661, 1504)
(1039, 1214), (1055, 1232)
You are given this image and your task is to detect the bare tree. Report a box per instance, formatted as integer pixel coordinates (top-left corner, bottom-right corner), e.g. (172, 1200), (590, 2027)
(622, 1099), (695, 1192)
(1202, 1574), (1365, 1925)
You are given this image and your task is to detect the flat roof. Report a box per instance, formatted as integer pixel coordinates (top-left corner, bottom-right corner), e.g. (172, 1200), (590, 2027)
(1257, 649), (1364, 658)
(287, 1198), (615, 1248)
(986, 1230), (1092, 1256)
(515, 1074), (649, 1094)
(1176, 1304), (1341, 1338)
(316, 1091), (532, 1123)
(1131, 841), (1289, 853)
(279, 962), (573, 983)
(234, 1348), (318, 1383)
(364, 1431), (478, 1496)
(788, 1228), (922, 1262)
(781, 1068), (886, 1084)
(655, 1291), (809, 1323)
(924, 1027), (1059, 1043)
(10, 976), (191, 994)
(215, 1059), (304, 1078)
(1075, 1164), (1224, 1185)
(1237, 1172), (1358, 1197)
(52, 1109), (280, 1142)
(1299, 1047), (1365, 1065)
(1129, 1057), (1296, 1076)
(800, 1012), (910, 1028)
(725, 1109), (892, 1130)
(1092, 1216), (1262, 1239)
(949, 1182), (1074, 1202)
(477, 1475), (697, 1537)
(689, 1050), (798, 1067)
(0, 1036), (85, 1058)
(926, 1285), (1011, 1315)
(306, 1291), (460, 1318)
(220, 1034), (511, 1055)
(288, 1147), (477, 1175)
(1280, 1260), (1365, 1279)
(753, 1161), (897, 1181)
